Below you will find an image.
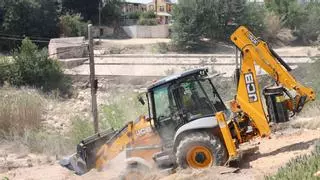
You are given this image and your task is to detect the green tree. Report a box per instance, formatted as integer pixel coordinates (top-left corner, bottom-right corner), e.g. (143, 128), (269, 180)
(62, 0), (123, 25)
(265, 0), (306, 29)
(172, 0), (264, 50)
(1, 0), (59, 38)
(0, 0), (60, 50)
(7, 38), (72, 95)
(59, 13), (88, 37)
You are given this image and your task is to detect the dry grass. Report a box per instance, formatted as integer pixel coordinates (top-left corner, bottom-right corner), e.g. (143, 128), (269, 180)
(0, 88), (44, 137)
(290, 102), (320, 130)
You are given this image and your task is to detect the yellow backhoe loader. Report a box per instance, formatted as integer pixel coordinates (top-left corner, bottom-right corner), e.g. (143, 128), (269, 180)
(60, 26), (316, 178)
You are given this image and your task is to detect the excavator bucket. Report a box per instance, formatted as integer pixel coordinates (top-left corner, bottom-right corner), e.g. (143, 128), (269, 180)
(60, 128), (117, 175)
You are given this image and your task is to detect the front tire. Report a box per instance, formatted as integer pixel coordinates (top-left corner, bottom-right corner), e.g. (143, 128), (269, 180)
(176, 132), (226, 169)
(119, 164), (148, 180)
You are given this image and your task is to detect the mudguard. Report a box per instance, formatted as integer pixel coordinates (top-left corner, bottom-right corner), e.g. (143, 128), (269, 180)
(173, 116), (218, 149)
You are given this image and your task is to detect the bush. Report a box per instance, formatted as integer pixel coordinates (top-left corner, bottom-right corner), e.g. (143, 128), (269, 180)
(101, 92), (147, 129)
(138, 18), (157, 26)
(140, 11), (156, 19)
(0, 57), (13, 86)
(0, 88), (43, 137)
(22, 130), (71, 155)
(127, 11), (142, 19)
(4, 38), (72, 96)
(296, 3), (320, 44)
(68, 117), (94, 145)
(266, 142), (320, 180)
(59, 13), (88, 37)
(265, 0), (306, 29)
(262, 11), (287, 44)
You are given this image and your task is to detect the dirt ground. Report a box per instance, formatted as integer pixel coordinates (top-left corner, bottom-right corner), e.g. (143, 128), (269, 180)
(1, 125), (319, 180)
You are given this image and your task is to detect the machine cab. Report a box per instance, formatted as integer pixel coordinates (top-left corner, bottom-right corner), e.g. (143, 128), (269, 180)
(146, 68), (228, 142)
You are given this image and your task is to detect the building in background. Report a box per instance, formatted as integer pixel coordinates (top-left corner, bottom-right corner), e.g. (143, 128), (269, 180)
(121, 0), (147, 14)
(147, 0), (176, 24)
(122, 0), (176, 25)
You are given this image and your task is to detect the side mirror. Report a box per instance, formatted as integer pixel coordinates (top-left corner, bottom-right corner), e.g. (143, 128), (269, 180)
(138, 96), (145, 105)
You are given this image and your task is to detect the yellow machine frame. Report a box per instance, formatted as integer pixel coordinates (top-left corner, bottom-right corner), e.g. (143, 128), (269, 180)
(216, 26), (315, 159)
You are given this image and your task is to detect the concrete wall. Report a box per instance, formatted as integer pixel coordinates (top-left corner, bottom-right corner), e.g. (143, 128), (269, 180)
(122, 25), (169, 38)
(48, 37), (87, 59)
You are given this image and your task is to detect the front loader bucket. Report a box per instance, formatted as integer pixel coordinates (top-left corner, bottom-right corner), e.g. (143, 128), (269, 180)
(60, 128), (117, 175)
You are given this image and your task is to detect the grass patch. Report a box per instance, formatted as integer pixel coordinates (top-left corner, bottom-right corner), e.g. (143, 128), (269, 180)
(0, 88), (44, 137)
(266, 142), (320, 180)
(0, 88), (73, 156)
(68, 116), (94, 145)
(101, 92), (147, 129)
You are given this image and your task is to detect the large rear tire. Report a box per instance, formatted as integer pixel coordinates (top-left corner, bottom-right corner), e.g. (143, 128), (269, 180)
(176, 132), (226, 169)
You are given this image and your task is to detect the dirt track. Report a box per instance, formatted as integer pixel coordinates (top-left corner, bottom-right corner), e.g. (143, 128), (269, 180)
(1, 126), (319, 180)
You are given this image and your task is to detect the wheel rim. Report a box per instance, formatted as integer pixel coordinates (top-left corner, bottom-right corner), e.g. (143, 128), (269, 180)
(186, 146), (213, 168)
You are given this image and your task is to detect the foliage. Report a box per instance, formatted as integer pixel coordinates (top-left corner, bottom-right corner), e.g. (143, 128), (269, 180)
(137, 11), (157, 26)
(127, 11), (142, 19)
(152, 42), (169, 54)
(296, 3), (320, 44)
(262, 11), (284, 42)
(62, 0), (123, 26)
(2, 38), (72, 95)
(101, 92), (147, 129)
(59, 13), (88, 37)
(171, 0), (264, 50)
(0, 0), (59, 50)
(68, 117), (94, 145)
(0, 88), (43, 137)
(22, 129), (72, 155)
(265, 0), (306, 29)
(0, 57), (13, 86)
(266, 142), (320, 180)
(140, 11), (156, 19)
(138, 18), (157, 26)
(101, 0), (123, 26)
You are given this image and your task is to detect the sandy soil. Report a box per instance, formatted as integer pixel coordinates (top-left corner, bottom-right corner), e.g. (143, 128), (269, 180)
(1, 126), (319, 180)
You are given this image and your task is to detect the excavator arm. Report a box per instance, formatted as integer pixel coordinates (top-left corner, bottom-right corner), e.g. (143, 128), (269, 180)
(231, 26), (315, 102)
(216, 26), (316, 159)
(229, 26), (315, 136)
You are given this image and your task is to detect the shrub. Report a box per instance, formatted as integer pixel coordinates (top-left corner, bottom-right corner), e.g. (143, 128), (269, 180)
(59, 13), (88, 37)
(152, 42), (169, 54)
(101, 92), (147, 129)
(22, 130), (72, 155)
(266, 142), (320, 180)
(138, 18), (157, 26)
(0, 88), (43, 137)
(127, 11), (142, 19)
(265, 0), (306, 29)
(140, 11), (156, 19)
(7, 38), (72, 96)
(0, 57), (13, 86)
(263, 11), (283, 41)
(296, 3), (320, 44)
(68, 117), (94, 145)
